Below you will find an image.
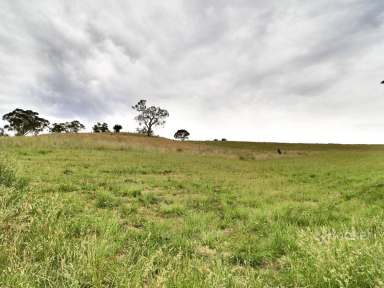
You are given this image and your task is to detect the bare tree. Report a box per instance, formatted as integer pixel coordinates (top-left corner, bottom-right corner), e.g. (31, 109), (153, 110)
(132, 100), (169, 136)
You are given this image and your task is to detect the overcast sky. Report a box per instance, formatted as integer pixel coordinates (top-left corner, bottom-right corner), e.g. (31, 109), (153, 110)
(1, 0), (384, 143)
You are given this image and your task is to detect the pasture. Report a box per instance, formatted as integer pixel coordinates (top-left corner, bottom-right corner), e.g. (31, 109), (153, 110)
(1, 134), (384, 287)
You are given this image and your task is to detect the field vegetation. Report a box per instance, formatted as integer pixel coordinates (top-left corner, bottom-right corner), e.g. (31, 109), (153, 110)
(1, 133), (384, 287)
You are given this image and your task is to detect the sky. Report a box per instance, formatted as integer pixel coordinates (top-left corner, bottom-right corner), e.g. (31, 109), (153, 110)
(1, 0), (384, 143)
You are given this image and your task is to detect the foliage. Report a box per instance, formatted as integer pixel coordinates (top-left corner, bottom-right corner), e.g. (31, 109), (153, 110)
(93, 122), (109, 133)
(66, 120), (86, 133)
(174, 129), (190, 141)
(2, 108), (50, 136)
(50, 121), (86, 134)
(132, 100), (169, 136)
(50, 123), (67, 133)
(113, 124), (123, 133)
(0, 127), (7, 137)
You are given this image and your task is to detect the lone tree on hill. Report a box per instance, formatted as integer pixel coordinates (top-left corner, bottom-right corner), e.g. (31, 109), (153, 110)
(132, 100), (169, 136)
(93, 122), (109, 133)
(113, 124), (123, 133)
(2, 109), (49, 136)
(174, 129), (190, 141)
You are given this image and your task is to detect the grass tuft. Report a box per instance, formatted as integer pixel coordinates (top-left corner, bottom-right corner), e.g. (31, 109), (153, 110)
(95, 191), (119, 208)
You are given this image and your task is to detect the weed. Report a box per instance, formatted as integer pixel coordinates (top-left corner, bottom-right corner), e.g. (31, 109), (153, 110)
(96, 191), (119, 208)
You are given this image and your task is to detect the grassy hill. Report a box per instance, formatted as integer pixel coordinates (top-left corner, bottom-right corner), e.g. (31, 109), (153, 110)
(1, 133), (384, 287)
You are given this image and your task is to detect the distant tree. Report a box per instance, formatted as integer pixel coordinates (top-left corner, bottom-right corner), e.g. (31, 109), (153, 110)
(113, 124), (123, 133)
(174, 129), (190, 141)
(214, 139), (218, 141)
(92, 125), (99, 133)
(50, 120), (85, 134)
(50, 123), (67, 133)
(0, 127), (7, 137)
(93, 122), (109, 133)
(66, 120), (85, 133)
(221, 138), (227, 142)
(132, 100), (169, 136)
(3, 109), (50, 136)
(93, 123), (100, 133)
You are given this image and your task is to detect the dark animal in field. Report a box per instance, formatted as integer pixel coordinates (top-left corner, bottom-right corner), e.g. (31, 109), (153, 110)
(381, 80), (384, 84)
(277, 148), (282, 155)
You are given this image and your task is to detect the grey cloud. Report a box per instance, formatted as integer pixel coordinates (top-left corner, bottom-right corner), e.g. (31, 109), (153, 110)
(0, 0), (384, 143)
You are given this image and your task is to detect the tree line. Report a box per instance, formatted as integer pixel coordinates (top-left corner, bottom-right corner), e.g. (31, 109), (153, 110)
(0, 100), (191, 141)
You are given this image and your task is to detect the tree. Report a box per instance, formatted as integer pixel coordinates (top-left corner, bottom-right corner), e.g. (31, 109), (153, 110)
(50, 123), (67, 133)
(0, 127), (7, 137)
(66, 120), (85, 133)
(132, 100), (169, 136)
(93, 124), (100, 133)
(93, 122), (109, 133)
(174, 129), (190, 141)
(113, 124), (123, 133)
(3, 109), (50, 136)
(50, 120), (85, 134)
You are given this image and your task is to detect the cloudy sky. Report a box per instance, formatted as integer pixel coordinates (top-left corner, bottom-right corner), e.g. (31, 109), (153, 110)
(1, 0), (384, 143)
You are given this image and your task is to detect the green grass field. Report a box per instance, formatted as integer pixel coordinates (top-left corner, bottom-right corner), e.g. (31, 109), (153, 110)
(1, 133), (384, 287)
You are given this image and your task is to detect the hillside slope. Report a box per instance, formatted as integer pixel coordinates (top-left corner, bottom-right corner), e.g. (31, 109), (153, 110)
(1, 134), (384, 287)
